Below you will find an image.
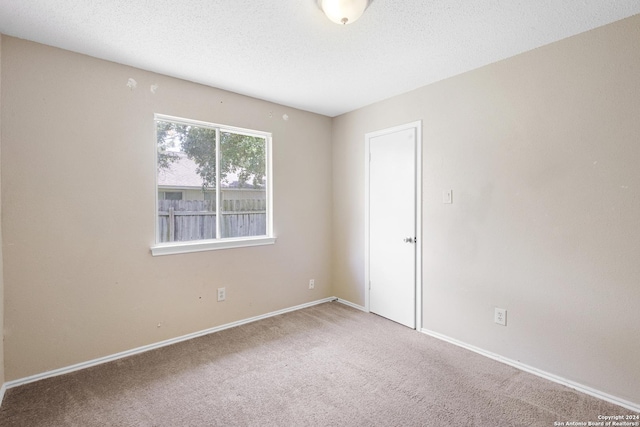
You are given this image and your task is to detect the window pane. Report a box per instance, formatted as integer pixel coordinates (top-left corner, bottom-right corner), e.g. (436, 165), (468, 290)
(155, 115), (272, 249)
(157, 120), (217, 243)
(163, 191), (183, 200)
(219, 131), (267, 238)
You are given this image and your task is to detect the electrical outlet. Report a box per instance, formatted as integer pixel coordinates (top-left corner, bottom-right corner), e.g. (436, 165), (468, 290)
(309, 279), (315, 290)
(494, 308), (507, 326)
(217, 287), (226, 302)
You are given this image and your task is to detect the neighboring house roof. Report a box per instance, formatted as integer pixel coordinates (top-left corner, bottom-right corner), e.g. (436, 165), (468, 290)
(158, 152), (203, 188)
(158, 151), (263, 189)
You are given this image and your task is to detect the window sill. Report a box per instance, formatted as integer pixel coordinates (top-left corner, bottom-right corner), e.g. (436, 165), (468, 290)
(151, 236), (276, 256)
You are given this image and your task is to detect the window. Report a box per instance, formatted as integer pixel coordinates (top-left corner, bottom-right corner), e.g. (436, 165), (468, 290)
(152, 114), (274, 256)
(159, 191), (183, 201)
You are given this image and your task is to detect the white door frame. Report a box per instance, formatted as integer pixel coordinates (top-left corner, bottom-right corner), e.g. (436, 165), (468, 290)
(364, 121), (422, 330)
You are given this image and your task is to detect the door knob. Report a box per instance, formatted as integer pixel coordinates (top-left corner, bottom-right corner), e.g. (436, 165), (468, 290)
(403, 237), (414, 243)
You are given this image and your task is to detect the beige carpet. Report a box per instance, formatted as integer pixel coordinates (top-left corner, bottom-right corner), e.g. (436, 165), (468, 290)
(0, 302), (635, 426)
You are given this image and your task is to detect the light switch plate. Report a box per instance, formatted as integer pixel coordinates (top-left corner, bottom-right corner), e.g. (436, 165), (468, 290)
(443, 190), (453, 204)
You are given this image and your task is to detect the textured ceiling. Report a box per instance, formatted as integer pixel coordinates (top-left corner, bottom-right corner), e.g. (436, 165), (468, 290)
(1, 1), (639, 117)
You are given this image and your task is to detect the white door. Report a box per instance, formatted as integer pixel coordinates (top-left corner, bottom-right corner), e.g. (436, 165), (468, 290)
(367, 124), (418, 328)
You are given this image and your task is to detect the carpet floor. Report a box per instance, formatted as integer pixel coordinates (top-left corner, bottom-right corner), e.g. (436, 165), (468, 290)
(0, 301), (635, 426)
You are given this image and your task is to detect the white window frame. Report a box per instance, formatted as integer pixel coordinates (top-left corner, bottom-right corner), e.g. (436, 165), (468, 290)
(151, 114), (275, 256)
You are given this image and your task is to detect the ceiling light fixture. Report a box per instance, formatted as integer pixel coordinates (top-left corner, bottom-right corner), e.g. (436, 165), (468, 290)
(318, 0), (370, 25)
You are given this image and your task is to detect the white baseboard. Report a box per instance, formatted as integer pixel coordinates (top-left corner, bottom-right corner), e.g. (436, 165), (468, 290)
(5, 297), (335, 390)
(336, 298), (368, 312)
(420, 328), (640, 413)
(0, 383), (6, 407)
(7, 299), (635, 414)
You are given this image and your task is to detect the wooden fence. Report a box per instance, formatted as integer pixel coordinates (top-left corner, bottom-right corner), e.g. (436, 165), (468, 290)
(158, 199), (266, 242)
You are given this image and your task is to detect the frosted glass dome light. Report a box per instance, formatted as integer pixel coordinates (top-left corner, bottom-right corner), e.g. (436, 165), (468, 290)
(318, 0), (370, 25)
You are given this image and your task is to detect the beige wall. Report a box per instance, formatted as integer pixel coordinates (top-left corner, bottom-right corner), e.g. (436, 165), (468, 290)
(0, 37), (333, 381)
(0, 33), (5, 387)
(332, 15), (640, 404)
(1, 14), (639, 407)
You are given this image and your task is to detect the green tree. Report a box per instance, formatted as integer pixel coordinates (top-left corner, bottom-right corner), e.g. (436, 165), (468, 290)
(156, 120), (181, 170)
(180, 126), (218, 189)
(156, 121), (265, 190)
(220, 131), (266, 188)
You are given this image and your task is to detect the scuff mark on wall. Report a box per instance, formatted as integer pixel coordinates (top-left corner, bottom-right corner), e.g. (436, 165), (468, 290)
(126, 78), (137, 90)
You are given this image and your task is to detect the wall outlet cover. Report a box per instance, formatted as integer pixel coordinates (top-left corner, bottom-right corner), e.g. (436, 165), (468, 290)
(494, 307), (507, 326)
